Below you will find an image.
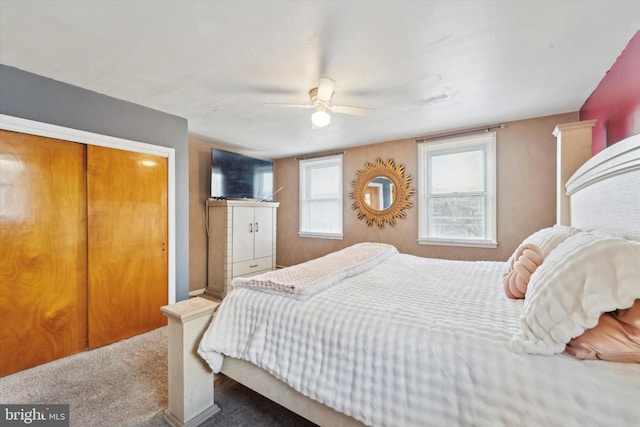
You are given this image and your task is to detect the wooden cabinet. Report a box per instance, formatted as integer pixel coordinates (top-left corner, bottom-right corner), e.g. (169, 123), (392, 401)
(206, 200), (279, 300)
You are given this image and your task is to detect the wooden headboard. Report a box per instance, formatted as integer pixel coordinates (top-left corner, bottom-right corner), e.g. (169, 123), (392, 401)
(565, 133), (640, 241)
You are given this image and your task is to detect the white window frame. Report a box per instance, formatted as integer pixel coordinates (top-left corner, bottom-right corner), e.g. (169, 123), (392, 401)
(299, 154), (343, 239)
(418, 132), (497, 248)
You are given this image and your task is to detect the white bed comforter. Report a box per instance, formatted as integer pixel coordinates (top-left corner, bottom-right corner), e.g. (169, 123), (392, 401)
(198, 253), (640, 427)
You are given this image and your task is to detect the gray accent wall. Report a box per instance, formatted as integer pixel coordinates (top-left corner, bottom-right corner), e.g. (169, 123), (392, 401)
(0, 64), (190, 302)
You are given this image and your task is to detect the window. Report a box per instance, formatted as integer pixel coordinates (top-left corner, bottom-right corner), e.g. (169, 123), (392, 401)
(299, 154), (343, 239)
(418, 132), (497, 247)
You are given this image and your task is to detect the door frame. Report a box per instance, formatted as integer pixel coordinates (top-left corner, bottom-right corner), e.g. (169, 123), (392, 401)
(0, 114), (176, 304)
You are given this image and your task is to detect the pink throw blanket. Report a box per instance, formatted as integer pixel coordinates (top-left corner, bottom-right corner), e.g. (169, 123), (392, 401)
(232, 242), (398, 299)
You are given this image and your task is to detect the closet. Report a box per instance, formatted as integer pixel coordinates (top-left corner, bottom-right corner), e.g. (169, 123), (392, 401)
(0, 130), (168, 376)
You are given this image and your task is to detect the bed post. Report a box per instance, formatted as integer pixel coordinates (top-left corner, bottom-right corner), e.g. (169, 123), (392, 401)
(161, 297), (220, 427)
(553, 120), (596, 225)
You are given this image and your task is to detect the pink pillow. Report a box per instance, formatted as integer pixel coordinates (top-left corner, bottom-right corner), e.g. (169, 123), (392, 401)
(503, 243), (543, 299)
(564, 299), (640, 363)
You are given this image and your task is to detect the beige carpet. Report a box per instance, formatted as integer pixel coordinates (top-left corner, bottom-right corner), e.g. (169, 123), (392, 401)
(0, 327), (316, 426)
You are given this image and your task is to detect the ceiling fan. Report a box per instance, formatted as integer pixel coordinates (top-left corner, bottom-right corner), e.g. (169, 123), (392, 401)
(265, 77), (376, 128)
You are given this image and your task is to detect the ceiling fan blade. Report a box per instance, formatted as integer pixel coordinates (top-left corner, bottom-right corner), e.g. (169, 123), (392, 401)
(330, 105), (377, 117)
(264, 103), (313, 109)
(317, 77), (336, 102)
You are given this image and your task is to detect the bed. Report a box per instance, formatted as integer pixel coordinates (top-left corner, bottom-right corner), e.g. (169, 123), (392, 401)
(195, 133), (640, 427)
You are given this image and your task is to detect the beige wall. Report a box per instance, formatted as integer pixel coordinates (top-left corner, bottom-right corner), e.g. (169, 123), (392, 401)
(274, 112), (579, 267)
(188, 111), (578, 292)
(188, 137), (214, 292)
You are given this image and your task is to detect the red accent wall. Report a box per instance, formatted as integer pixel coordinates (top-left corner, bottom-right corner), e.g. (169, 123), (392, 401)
(580, 30), (640, 155)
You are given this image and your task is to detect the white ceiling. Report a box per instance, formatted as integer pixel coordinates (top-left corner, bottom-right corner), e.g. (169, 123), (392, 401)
(1, 1), (639, 159)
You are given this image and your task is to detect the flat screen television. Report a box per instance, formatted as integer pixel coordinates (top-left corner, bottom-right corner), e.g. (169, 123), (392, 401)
(210, 148), (274, 200)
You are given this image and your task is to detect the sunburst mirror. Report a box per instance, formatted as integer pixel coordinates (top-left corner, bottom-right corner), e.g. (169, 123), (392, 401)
(350, 158), (415, 228)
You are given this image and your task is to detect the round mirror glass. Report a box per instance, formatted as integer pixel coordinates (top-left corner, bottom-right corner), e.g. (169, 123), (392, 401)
(364, 176), (395, 211)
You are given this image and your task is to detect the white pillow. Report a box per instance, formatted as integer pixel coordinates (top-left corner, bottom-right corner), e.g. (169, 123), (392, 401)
(506, 225), (580, 270)
(523, 224), (580, 257)
(510, 232), (640, 355)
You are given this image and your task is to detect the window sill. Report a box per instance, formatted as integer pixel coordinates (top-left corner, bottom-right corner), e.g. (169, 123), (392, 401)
(418, 238), (498, 248)
(298, 232), (344, 240)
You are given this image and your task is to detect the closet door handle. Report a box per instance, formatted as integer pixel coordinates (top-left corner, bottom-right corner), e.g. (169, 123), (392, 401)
(249, 223), (253, 233)
(255, 222), (259, 232)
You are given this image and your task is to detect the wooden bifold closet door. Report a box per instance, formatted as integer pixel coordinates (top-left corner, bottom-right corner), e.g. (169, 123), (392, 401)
(87, 145), (168, 349)
(0, 131), (168, 376)
(0, 131), (88, 376)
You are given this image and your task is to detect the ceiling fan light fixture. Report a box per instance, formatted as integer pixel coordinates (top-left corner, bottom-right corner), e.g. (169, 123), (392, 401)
(311, 108), (331, 128)
(264, 77), (375, 127)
